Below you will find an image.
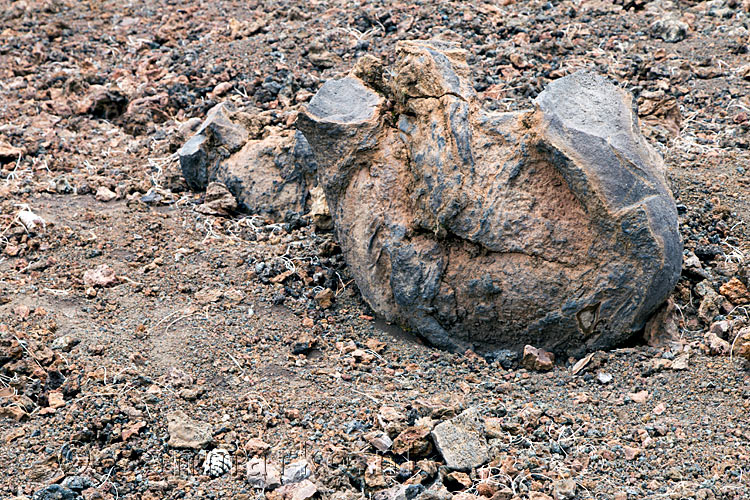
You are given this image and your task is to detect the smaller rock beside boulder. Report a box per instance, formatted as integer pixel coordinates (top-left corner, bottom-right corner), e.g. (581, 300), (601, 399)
(196, 182), (237, 216)
(178, 102), (248, 191)
(431, 408), (489, 471)
(213, 130), (316, 217)
(178, 102), (319, 219)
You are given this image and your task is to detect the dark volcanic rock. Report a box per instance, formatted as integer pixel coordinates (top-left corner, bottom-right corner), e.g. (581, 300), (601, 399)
(32, 484), (79, 500)
(179, 103), (317, 217)
(212, 130), (317, 217)
(178, 102), (248, 191)
(179, 133), (211, 190)
(298, 40), (682, 356)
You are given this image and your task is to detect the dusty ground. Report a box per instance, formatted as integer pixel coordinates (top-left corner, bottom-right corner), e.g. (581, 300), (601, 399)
(1, 0), (750, 499)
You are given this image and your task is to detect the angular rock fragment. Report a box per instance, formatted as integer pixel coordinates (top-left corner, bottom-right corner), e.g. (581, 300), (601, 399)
(298, 40), (682, 356)
(178, 102), (248, 191)
(522, 345), (555, 371)
(651, 17), (689, 43)
(247, 457), (282, 489)
(213, 130), (316, 216)
(166, 410), (213, 449)
(196, 182), (238, 216)
(391, 426), (433, 458)
(179, 102), (318, 218)
(430, 408), (489, 471)
(179, 133), (211, 190)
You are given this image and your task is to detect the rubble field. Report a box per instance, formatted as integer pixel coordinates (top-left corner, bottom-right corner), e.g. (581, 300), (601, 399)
(1, 0), (750, 499)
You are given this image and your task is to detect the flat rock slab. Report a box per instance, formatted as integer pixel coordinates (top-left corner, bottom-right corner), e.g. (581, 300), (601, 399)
(431, 408), (489, 471)
(298, 40), (682, 356)
(167, 410), (213, 449)
(247, 457), (282, 490)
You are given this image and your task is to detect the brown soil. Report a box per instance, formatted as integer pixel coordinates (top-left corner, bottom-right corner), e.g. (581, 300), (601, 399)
(1, 0), (750, 499)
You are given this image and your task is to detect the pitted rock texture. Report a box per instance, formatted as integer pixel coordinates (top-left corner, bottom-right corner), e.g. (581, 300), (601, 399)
(179, 103), (317, 218)
(298, 40), (682, 356)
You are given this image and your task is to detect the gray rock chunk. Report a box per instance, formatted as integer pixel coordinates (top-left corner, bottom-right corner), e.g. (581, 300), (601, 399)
(651, 17), (689, 43)
(298, 40), (682, 356)
(166, 410), (213, 449)
(307, 77), (381, 123)
(247, 457), (281, 490)
(430, 408), (489, 471)
(213, 130), (317, 217)
(298, 77), (383, 204)
(32, 485), (79, 500)
(179, 103), (249, 191)
(178, 134), (209, 190)
(179, 101), (318, 218)
(196, 102), (249, 152)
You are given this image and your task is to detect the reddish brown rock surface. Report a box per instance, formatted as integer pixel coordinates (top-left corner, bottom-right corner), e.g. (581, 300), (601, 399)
(299, 40), (682, 357)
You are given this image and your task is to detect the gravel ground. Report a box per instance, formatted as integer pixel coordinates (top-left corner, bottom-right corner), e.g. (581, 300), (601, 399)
(1, 0), (750, 499)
